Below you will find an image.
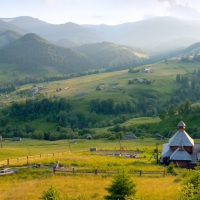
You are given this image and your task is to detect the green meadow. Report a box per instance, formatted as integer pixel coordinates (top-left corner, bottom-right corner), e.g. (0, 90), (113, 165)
(0, 138), (183, 200)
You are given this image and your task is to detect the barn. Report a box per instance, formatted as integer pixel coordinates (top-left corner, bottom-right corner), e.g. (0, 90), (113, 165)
(160, 121), (200, 169)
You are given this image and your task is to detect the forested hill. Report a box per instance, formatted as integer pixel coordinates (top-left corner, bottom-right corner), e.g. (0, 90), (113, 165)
(0, 33), (94, 74)
(0, 30), (22, 48)
(74, 42), (148, 70)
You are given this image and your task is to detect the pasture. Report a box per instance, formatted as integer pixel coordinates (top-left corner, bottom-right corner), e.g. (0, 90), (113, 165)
(1, 60), (199, 106)
(0, 138), (184, 199)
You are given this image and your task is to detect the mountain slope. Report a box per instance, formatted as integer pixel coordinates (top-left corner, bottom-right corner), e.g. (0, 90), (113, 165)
(0, 33), (94, 74)
(0, 30), (22, 48)
(74, 42), (148, 69)
(84, 17), (200, 51)
(8, 16), (50, 31)
(0, 20), (23, 33)
(183, 41), (200, 54)
(55, 38), (82, 48)
(8, 17), (103, 43)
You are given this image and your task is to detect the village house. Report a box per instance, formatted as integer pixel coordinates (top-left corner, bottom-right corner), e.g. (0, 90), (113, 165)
(160, 121), (200, 169)
(12, 137), (21, 141)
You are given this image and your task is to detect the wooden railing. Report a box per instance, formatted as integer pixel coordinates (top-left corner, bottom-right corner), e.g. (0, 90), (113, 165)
(0, 151), (70, 167)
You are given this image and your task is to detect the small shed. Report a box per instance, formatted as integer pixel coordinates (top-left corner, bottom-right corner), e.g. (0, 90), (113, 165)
(124, 135), (137, 140)
(90, 148), (97, 152)
(12, 137), (21, 141)
(54, 94), (60, 98)
(87, 136), (92, 140)
(157, 134), (164, 140)
(77, 92), (84, 97)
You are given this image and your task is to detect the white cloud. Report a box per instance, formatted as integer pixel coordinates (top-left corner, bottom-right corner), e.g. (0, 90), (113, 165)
(157, 0), (200, 20)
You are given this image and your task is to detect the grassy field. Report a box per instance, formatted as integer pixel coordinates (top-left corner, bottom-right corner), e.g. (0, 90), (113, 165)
(1, 60), (199, 105)
(0, 138), (184, 200)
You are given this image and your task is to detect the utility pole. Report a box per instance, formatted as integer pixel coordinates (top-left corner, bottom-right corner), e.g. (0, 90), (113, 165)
(156, 143), (159, 163)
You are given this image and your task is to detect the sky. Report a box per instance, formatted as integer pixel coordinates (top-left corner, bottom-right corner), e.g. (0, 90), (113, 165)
(1, 0), (200, 25)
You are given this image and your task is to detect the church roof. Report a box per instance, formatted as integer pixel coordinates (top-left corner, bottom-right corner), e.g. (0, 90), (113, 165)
(169, 130), (194, 147)
(178, 121), (186, 127)
(170, 147), (192, 161)
(169, 121), (194, 147)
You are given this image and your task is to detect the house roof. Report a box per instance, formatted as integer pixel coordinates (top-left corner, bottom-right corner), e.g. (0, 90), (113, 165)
(169, 130), (194, 147)
(170, 147), (192, 161)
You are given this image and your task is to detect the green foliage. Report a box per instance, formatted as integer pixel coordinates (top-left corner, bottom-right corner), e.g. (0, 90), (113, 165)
(0, 33), (94, 74)
(167, 162), (175, 174)
(104, 171), (136, 200)
(40, 185), (63, 200)
(178, 169), (200, 200)
(158, 109), (167, 120)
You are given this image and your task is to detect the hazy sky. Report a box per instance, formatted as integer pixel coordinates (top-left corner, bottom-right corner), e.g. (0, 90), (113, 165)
(1, 0), (200, 25)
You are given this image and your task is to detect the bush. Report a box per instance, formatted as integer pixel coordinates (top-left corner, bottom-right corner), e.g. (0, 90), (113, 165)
(40, 185), (62, 200)
(104, 171), (136, 200)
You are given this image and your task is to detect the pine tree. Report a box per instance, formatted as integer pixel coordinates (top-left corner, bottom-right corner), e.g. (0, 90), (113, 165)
(104, 171), (136, 200)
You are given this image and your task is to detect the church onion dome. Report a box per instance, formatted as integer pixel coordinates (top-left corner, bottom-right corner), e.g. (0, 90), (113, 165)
(169, 121), (194, 147)
(170, 147), (192, 161)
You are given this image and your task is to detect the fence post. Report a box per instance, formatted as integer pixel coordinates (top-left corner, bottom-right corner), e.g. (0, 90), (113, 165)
(27, 156), (29, 162)
(163, 169), (165, 177)
(40, 154), (42, 158)
(140, 170), (142, 176)
(95, 169), (98, 175)
(53, 166), (56, 174)
(7, 159), (9, 165)
(53, 153), (54, 157)
(73, 167), (75, 175)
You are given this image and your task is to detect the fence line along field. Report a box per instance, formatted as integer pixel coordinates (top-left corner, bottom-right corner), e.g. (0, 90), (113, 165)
(0, 138), (184, 199)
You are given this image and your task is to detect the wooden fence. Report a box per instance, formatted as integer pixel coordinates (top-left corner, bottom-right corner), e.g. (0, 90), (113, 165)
(0, 151), (70, 167)
(53, 168), (168, 177)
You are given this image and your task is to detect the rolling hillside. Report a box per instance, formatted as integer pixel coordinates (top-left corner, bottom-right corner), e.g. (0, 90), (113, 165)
(6, 16), (200, 52)
(8, 16), (102, 43)
(0, 30), (22, 48)
(74, 42), (148, 69)
(0, 33), (94, 74)
(0, 19), (23, 34)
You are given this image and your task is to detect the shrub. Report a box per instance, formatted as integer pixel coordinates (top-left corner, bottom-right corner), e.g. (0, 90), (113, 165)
(40, 185), (62, 200)
(104, 171), (136, 200)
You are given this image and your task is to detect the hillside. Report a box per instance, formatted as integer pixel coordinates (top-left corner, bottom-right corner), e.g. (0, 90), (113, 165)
(1, 60), (200, 140)
(84, 17), (200, 51)
(183, 41), (200, 54)
(8, 17), (102, 43)
(0, 33), (94, 74)
(0, 19), (23, 34)
(55, 38), (82, 48)
(0, 30), (22, 48)
(74, 42), (148, 70)
(7, 16), (200, 52)
(8, 16), (50, 31)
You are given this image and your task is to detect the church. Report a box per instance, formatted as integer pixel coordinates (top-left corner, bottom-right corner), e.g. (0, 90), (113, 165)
(160, 121), (200, 169)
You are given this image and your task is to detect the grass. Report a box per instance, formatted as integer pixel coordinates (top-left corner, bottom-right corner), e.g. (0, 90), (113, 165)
(0, 138), (165, 159)
(0, 138), (185, 199)
(0, 170), (181, 200)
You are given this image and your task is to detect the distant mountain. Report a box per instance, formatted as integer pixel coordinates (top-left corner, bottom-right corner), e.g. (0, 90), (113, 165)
(5, 16), (200, 53)
(0, 33), (94, 74)
(8, 17), (103, 43)
(83, 17), (200, 51)
(8, 16), (50, 31)
(74, 42), (148, 70)
(183, 42), (200, 54)
(151, 37), (199, 52)
(55, 39), (82, 48)
(0, 19), (23, 33)
(0, 30), (22, 48)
